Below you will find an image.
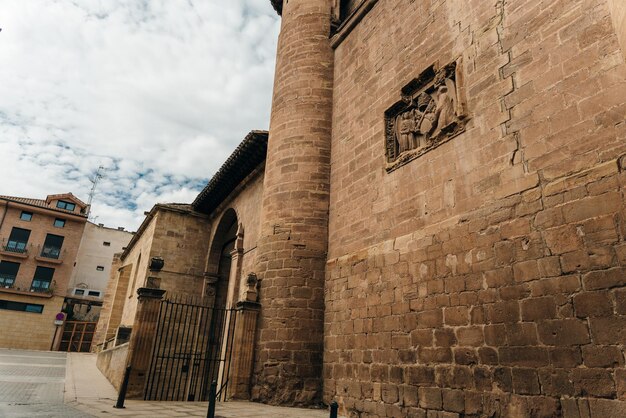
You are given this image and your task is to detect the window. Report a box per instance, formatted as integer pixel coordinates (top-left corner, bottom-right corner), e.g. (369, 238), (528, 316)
(0, 261), (19, 288)
(41, 234), (64, 259)
(54, 218), (66, 228)
(87, 290), (101, 297)
(20, 211), (33, 221)
(31, 266), (54, 292)
(56, 200), (76, 211)
(0, 299), (43, 314)
(5, 227), (31, 253)
(103, 241), (111, 246)
(73, 289), (85, 296)
(96, 266), (105, 271)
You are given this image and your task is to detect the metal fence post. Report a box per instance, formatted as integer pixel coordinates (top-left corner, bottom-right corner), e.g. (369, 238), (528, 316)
(114, 366), (132, 409)
(330, 400), (338, 418)
(206, 380), (217, 418)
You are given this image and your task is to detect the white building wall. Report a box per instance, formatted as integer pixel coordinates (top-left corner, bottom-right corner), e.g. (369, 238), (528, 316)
(69, 222), (133, 298)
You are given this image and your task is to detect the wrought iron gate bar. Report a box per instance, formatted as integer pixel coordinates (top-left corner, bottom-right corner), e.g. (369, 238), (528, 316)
(144, 296), (238, 401)
(177, 299), (195, 400)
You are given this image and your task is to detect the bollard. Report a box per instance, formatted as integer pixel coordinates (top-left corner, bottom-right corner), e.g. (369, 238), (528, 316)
(330, 401), (338, 418)
(114, 366), (132, 409)
(206, 380), (217, 418)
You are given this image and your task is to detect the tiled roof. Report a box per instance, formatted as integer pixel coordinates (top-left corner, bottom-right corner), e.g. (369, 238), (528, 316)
(122, 130), (268, 259)
(192, 130), (268, 215)
(158, 203), (194, 212)
(45, 192), (87, 208)
(0, 195), (88, 217)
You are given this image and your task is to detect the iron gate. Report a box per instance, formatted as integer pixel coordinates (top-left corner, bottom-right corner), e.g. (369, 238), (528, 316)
(144, 295), (238, 401)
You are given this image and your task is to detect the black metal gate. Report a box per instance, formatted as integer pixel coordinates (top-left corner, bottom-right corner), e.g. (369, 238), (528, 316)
(144, 295), (238, 401)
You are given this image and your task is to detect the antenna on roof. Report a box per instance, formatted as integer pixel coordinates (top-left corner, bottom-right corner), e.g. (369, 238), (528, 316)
(87, 166), (105, 217)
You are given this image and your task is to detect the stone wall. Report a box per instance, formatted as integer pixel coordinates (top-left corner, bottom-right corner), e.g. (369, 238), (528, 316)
(136, 209), (212, 300)
(96, 342), (129, 391)
(324, 0), (626, 416)
(116, 207), (211, 326)
(119, 214), (157, 326)
(150, 209), (211, 282)
(608, 0), (626, 56)
(92, 255), (128, 350)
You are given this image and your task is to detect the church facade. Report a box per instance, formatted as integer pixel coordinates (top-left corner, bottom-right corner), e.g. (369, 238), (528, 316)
(96, 0), (626, 416)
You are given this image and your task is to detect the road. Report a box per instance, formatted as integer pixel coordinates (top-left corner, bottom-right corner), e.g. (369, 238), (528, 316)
(0, 349), (92, 417)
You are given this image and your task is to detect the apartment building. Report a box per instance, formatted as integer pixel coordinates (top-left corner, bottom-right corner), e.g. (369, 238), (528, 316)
(0, 193), (88, 350)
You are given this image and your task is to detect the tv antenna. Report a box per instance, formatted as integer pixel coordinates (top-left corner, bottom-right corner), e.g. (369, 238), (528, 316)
(87, 166), (105, 217)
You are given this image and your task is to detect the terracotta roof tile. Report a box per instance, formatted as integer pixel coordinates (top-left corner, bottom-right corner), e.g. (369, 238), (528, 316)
(192, 130), (268, 214)
(0, 195), (88, 217)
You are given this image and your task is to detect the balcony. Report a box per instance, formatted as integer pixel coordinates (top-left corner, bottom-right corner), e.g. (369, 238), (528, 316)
(0, 279), (53, 298)
(29, 277), (56, 295)
(0, 239), (29, 259)
(30, 285), (52, 294)
(34, 245), (65, 265)
(0, 273), (16, 290)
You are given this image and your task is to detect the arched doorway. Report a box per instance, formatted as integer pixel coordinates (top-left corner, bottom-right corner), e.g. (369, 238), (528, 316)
(144, 209), (244, 402)
(205, 208), (241, 309)
(203, 209), (243, 397)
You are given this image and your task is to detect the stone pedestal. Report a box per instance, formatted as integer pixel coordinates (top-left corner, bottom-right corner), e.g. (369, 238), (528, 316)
(125, 287), (165, 399)
(227, 301), (261, 399)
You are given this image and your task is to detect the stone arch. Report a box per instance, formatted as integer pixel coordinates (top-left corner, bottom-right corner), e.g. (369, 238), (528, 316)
(205, 208), (243, 309)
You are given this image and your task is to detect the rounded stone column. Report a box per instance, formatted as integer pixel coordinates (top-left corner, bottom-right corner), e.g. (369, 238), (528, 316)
(253, 0), (334, 405)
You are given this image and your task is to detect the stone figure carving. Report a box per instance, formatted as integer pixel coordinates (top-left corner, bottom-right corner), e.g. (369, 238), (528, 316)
(395, 111), (416, 153)
(385, 62), (467, 170)
(433, 78), (459, 137)
(394, 94), (437, 153)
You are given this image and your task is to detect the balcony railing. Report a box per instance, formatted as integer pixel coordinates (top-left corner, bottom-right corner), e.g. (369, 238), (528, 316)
(0, 273), (16, 289)
(40, 246), (62, 260)
(34, 245), (66, 264)
(30, 279), (54, 294)
(0, 239), (30, 256)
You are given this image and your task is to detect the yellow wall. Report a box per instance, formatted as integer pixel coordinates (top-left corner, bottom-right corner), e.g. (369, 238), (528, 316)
(0, 294), (64, 350)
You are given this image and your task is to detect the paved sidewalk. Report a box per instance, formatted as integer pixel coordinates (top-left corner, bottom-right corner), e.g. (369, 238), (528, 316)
(0, 349), (334, 417)
(0, 349), (90, 417)
(67, 352), (332, 418)
(64, 353), (117, 404)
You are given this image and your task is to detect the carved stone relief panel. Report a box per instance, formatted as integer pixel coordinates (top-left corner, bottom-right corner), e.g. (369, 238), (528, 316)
(203, 273), (219, 297)
(384, 61), (468, 172)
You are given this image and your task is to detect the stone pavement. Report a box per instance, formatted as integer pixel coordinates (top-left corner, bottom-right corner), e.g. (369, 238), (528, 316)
(66, 352), (331, 417)
(0, 348), (335, 417)
(72, 398), (333, 418)
(0, 348), (90, 417)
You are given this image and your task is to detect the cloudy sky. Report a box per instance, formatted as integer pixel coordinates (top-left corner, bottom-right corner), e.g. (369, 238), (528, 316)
(0, 0), (279, 230)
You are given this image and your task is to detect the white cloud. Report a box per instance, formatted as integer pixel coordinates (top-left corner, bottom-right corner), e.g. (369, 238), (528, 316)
(0, 0), (279, 230)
